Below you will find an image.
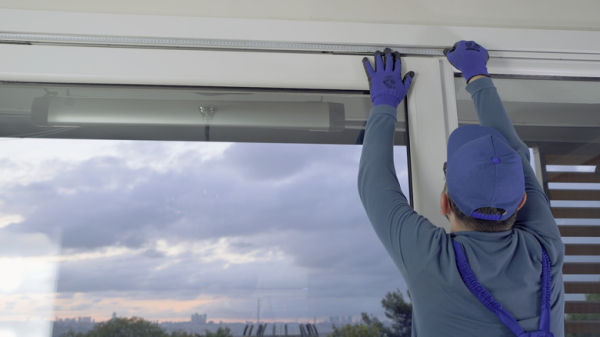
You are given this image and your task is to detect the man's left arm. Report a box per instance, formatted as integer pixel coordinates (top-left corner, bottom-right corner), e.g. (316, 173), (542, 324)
(358, 50), (447, 278)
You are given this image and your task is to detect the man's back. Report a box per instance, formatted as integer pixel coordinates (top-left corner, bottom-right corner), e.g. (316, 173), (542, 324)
(405, 227), (564, 336)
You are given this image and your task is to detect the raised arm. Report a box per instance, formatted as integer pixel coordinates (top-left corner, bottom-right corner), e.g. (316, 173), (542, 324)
(358, 50), (448, 280)
(466, 76), (529, 161)
(445, 41), (563, 260)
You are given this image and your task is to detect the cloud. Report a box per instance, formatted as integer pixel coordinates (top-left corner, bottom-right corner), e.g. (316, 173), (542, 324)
(55, 244), (281, 296)
(2, 142), (392, 250)
(221, 143), (316, 181)
(50, 242), (404, 320)
(50, 228), (405, 318)
(1, 141), (411, 320)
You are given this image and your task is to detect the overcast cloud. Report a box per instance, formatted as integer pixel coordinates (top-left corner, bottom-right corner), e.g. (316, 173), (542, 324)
(0, 140), (410, 322)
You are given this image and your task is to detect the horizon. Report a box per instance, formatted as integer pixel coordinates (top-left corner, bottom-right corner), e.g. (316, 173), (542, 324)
(52, 314), (363, 324)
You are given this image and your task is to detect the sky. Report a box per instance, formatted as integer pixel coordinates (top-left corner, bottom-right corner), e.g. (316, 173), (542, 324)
(0, 138), (411, 323)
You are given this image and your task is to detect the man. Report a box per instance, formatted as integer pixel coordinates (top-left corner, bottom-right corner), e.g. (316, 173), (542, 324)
(358, 41), (564, 336)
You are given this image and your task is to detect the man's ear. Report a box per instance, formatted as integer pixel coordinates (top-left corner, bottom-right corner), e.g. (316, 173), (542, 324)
(517, 192), (528, 211)
(441, 190), (451, 216)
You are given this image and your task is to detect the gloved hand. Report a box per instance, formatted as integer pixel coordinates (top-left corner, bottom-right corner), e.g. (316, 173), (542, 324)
(444, 40), (489, 83)
(362, 49), (414, 108)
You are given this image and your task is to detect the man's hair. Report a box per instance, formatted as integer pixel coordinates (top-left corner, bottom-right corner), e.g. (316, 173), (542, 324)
(447, 197), (518, 232)
(444, 185), (518, 232)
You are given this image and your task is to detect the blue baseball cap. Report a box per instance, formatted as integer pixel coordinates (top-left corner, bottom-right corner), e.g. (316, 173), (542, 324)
(446, 125), (525, 221)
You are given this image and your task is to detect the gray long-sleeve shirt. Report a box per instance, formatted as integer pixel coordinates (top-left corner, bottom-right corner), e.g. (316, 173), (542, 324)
(358, 77), (565, 337)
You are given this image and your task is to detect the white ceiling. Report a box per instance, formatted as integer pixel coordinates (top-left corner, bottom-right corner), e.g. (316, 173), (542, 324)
(0, 0), (599, 31)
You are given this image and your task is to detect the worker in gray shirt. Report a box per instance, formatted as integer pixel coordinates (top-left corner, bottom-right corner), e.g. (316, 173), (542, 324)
(358, 41), (564, 336)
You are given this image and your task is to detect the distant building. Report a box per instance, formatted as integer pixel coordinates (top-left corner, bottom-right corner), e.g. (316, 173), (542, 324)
(52, 317), (96, 337)
(191, 313), (207, 324)
(329, 315), (354, 325)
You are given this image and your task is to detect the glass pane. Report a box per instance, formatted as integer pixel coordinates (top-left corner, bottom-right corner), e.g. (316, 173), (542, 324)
(0, 83), (410, 336)
(0, 82), (407, 145)
(455, 77), (600, 300)
(455, 77), (600, 150)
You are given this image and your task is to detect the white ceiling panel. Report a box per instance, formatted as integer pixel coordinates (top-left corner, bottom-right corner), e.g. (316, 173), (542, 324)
(0, 0), (598, 31)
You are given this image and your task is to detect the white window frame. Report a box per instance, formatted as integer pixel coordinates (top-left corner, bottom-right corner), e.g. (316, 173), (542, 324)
(0, 9), (599, 230)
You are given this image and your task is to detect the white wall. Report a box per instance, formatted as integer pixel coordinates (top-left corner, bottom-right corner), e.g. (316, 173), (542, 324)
(0, 0), (599, 31)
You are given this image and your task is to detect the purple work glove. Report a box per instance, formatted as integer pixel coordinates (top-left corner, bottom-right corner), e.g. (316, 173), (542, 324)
(444, 40), (490, 82)
(362, 49), (415, 108)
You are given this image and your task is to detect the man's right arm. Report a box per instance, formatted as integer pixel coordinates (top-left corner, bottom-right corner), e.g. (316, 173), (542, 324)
(445, 40), (563, 260)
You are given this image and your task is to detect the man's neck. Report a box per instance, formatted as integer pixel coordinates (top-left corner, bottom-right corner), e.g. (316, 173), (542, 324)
(449, 219), (472, 233)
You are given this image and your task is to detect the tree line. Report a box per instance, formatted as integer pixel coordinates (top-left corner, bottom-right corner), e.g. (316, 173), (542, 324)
(60, 317), (233, 337)
(60, 289), (413, 337)
(331, 289), (412, 337)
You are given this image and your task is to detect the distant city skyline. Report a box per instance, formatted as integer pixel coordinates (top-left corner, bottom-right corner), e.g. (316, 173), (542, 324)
(52, 312), (366, 337)
(54, 312), (359, 324)
(53, 312), (360, 324)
